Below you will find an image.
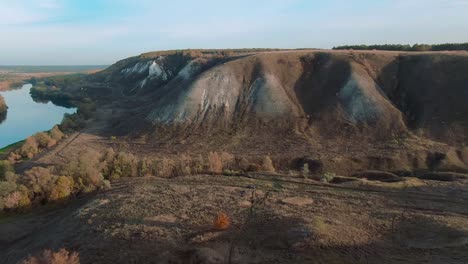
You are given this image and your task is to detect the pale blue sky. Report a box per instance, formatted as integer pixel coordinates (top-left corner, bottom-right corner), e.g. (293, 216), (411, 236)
(1, 0), (467, 65)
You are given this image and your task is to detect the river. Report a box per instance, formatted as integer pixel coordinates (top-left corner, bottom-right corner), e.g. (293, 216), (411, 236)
(0, 84), (76, 148)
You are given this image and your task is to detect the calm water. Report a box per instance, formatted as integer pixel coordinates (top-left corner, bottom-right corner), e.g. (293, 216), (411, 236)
(0, 84), (76, 148)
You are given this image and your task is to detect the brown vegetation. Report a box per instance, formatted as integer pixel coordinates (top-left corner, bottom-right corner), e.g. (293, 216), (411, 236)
(9, 126), (66, 162)
(0, 95), (6, 121)
(21, 248), (80, 264)
(208, 152), (223, 174)
(261, 156), (276, 173)
(213, 212), (231, 230)
(1, 146), (282, 213)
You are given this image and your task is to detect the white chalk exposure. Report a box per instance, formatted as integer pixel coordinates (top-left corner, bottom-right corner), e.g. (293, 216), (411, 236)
(147, 66), (242, 124)
(177, 61), (198, 79)
(146, 68), (298, 124)
(338, 74), (378, 123)
(149, 61), (168, 81)
(248, 74), (295, 117)
(139, 78), (147, 89)
(119, 58), (171, 91)
(120, 61), (151, 77)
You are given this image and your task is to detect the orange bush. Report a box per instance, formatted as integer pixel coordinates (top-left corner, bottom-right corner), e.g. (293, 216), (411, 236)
(208, 152), (223, 174)
(213, 212), (230, 230)
(49, 125), (65, 141)
(261, 155), (275, 173)
(19, 137), (39, 158)
(21, 248), (79, 264)
(4, 191), (21, 209)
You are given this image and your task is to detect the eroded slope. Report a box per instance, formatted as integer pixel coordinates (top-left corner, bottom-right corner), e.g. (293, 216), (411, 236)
(87, 50), (467, 143)
(34, 50), (468, 173)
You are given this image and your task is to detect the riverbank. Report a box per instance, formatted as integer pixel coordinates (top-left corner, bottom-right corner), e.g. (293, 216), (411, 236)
(0, 95), (6, 123)
(0, 140), (24, 157)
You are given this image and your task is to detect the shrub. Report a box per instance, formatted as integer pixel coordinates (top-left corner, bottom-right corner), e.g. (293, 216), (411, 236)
(237, 157), (250, 172)
(0, 181), (17, 197)
(101, 148), (116, 178)
(0, 95), (6, 114)
(3, 186), (31, 210)
(0, 181), (17, 211)
(60, 113), (85, 132)
(213, 212), (230, 230)
(4, 171), (18, 183)
(0, 160), (14, 179)
(16, 185), (31, 208)
(49, 125), (65, 141)
(191, 155), (205, 174)
(24, 167), (57, 202)
(174, 155), (192, 176)
(261, 156), (275, 173)
(7, 152), (22, 164)
(138, 158), (152, 177)
(208, 152), (223, 174)
(4, 191), (21, 209)
(103, 148), (116, 163)
(220, 152), (235, 169)
(21, 248), (80, 264)
(24, 167), (55, 192)
(109, 152), (138, 178)
(155, 157), (175, 178)
(48, 176), (74, 201)
(35, 132), (56, 148)
(321, 172), (336, 183)
(19, 137), (39, 158)
(60, 150), (104, 189)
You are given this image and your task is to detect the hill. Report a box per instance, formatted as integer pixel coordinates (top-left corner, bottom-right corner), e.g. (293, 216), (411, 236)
(30, 49), (468, 175)
(2, 49), (468, 264)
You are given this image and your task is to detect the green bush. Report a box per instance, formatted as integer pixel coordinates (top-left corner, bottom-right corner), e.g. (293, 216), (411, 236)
(60, 113), (86, 132)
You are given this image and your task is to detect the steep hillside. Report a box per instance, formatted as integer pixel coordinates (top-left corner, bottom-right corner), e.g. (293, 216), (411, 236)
(32, 50), (468, 173)
(82, 50), (467, 143)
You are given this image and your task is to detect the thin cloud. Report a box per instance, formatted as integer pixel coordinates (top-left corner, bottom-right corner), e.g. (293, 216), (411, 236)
(1, 0), (467, 64)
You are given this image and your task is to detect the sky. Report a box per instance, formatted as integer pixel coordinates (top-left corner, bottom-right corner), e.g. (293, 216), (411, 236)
(0, 0), (467, 65)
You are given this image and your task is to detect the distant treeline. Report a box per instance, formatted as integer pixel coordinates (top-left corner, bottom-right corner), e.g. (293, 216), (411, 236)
(0, 65), (108, 73)
(333, 43), (468, 51)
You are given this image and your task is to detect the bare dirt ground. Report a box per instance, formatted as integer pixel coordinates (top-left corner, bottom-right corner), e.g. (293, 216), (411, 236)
(1, 174), (468, 263)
